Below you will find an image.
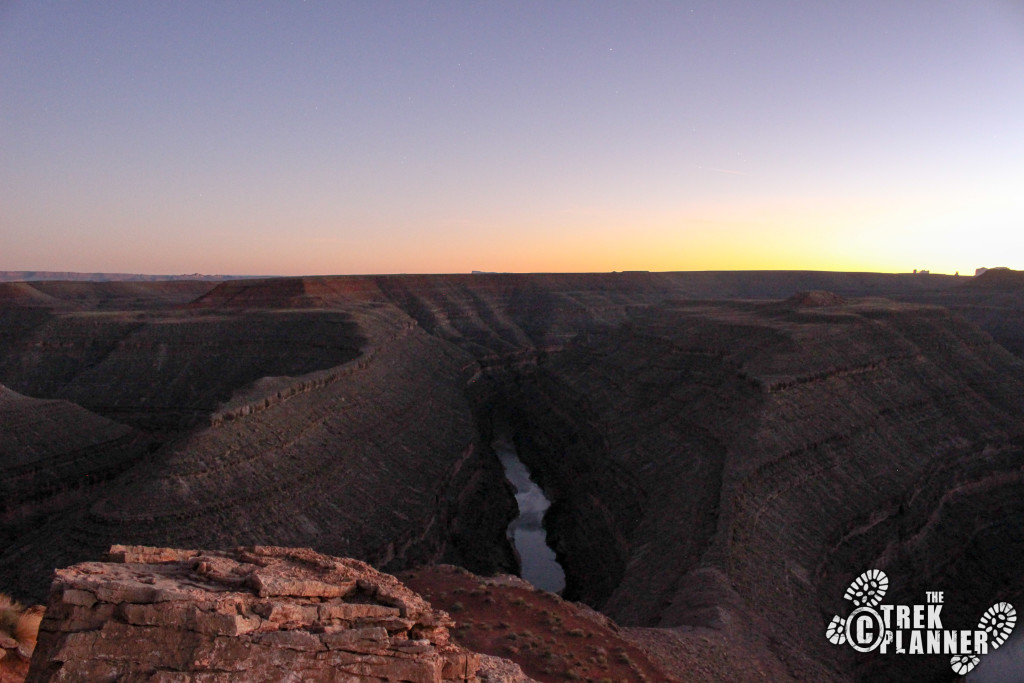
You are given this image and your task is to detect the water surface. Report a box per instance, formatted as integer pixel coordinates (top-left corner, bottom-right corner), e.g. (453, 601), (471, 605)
(494, 436), (566, 594)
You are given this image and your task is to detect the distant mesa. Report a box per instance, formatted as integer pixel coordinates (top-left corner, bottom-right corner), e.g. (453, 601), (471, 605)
(965, 267), (1024, 289)
(0, 271), (260, 283)
(974, 266), (1011, 276)
(784, 290), (847, 307)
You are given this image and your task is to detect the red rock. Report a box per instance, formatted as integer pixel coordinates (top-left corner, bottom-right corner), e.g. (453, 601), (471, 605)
(27, 546), (483, 682)
(319, 626), (389, 654)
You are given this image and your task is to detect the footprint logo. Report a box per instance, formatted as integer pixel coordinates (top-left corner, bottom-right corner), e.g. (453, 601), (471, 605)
(951, 602), (1016, 676)
(825, 614), (847, 646)
(844, 569), (889, 607)
(826, 570), (889, 645)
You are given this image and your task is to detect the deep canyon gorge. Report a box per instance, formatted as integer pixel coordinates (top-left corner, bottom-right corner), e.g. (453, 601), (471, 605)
(3, 270), (1024, 681)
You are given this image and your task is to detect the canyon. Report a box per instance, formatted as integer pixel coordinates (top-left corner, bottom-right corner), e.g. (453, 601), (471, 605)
(2, 270), (1024, 681)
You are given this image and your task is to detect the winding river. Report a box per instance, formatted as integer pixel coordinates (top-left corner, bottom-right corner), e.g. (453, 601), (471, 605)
(494, 435), (566, 594)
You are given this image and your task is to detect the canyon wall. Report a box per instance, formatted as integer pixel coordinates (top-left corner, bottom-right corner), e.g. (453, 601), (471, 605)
(3, 271), (1024, 680)
(477, 298), (1024, 680)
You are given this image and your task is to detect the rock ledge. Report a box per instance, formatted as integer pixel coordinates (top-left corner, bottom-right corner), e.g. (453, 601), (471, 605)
(28, 545), (478, 682)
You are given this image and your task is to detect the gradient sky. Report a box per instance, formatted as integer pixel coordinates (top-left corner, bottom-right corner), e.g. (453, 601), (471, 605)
(2, 1), (1022, 275)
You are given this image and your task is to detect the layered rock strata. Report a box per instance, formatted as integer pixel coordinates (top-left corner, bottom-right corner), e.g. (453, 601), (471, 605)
(0, 385), (150, 513)
(0, 286), (520, 602)
(482, 300), (1024, 680)
(4, 273), (1024, 681)
(28, 545), (479, 683)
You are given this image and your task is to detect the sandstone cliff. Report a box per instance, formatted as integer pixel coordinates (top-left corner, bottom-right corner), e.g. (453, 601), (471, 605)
(29, 545), (481, 683)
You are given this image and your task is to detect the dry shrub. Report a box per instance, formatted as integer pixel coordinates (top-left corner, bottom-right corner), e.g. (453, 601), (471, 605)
(15, 605), (44, 649)
(0, 592), (23, 636)
(0, 593), (43, 652)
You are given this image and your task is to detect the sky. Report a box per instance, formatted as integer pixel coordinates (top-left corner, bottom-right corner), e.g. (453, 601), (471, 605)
(1, 1), (1023, 276)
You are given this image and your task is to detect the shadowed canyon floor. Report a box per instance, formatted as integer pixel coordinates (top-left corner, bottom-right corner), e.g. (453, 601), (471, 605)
(3, 270), (1024, 681)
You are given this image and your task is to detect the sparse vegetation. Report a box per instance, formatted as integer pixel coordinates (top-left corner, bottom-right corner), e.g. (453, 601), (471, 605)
(0, 592), (43, 656)
(0, 593), (20, 634)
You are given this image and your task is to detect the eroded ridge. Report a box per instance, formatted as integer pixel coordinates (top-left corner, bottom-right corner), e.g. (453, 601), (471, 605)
(28, 545), (479, 683)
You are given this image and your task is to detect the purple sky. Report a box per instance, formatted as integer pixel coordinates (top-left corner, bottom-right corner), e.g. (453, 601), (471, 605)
(2, 1), (1022, 275)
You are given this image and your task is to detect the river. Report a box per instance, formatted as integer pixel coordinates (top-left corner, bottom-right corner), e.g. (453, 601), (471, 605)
(494, 435), (566, 594)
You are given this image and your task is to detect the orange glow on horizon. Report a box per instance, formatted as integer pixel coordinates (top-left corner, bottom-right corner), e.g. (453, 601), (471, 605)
(7, 192), (1015, 278)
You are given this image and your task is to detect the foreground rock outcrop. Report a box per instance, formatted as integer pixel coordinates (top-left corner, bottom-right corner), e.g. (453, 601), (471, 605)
(28, 546), (480, 682)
